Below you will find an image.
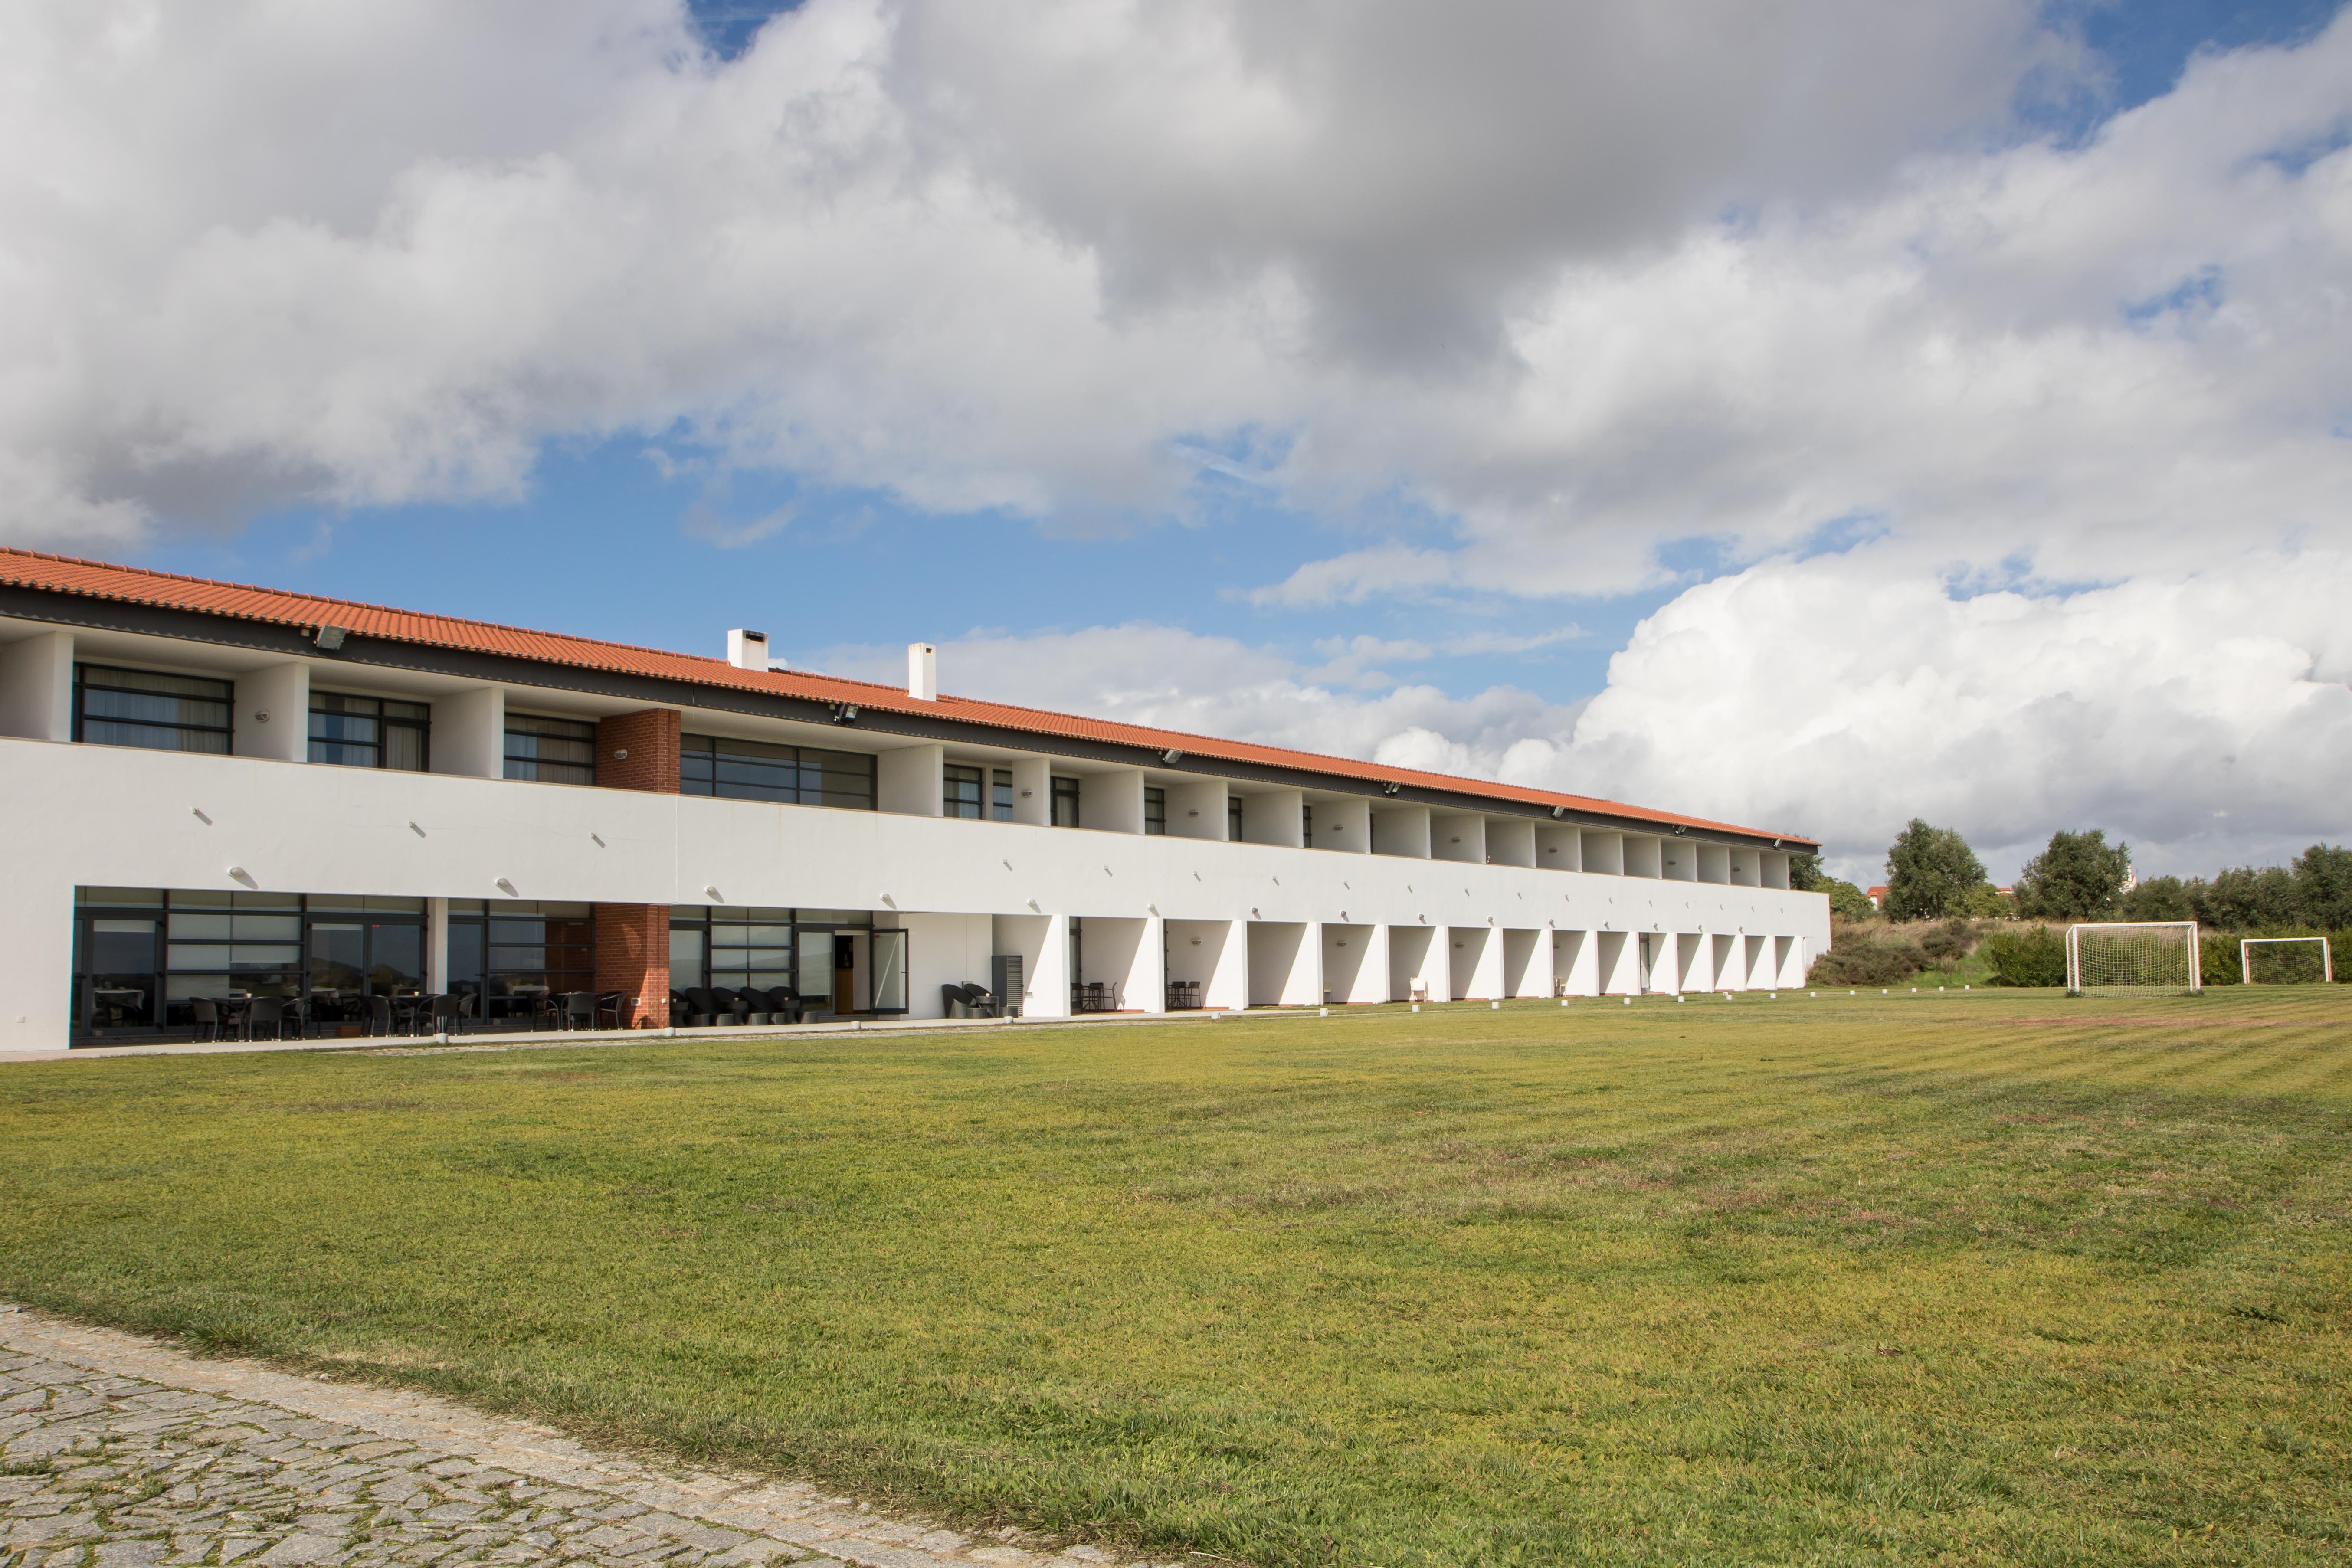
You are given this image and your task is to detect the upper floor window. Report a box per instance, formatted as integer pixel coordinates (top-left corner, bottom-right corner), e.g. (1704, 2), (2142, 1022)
(1144, 787), (1166, 835)
(681, 734), (875, 809)
(310, 691), (428, 771)
(944, 763), (986, 819)
(73, 664), (233, 754)
(1302, 804), (1313, 848)
(991, 768), (1015, 821)
(505, 713), (596, 785)
(1228, 795), (1243, 842)
(1050, 775), (1081, 827)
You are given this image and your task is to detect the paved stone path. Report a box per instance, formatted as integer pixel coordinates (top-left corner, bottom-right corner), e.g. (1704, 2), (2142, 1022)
(0, 1308), (1180, 1568)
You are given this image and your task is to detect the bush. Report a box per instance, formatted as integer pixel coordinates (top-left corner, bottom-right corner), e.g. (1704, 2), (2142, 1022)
(1919, 918), (1977, 962)
(1982, 926), (2066, 987)
(1807, 930), (1928, 987)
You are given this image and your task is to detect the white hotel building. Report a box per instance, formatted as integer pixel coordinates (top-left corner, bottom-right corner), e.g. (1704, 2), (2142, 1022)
(0, 550), (1828, 1048)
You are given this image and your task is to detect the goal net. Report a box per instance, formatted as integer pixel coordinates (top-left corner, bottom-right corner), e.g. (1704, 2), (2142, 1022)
(2241, 936), (2333, 985)
(2067, 922), (2201, 995)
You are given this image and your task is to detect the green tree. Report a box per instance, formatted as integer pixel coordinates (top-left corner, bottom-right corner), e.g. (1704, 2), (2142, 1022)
(1955, 882), (2013, 919)
(2121, 874), (2194, 922)
(1882, 819), (1987, 921)
(1788, 851), (1828, 892)
(2293, 844), (2352, 929)
(2014, 829), (2132, 920)
(2195, 865), (2297, 929)
(1824, 880), (1877, 923)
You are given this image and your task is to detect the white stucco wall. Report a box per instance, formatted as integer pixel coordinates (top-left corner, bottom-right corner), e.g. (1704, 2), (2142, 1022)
(2, 735), (1828, 1046)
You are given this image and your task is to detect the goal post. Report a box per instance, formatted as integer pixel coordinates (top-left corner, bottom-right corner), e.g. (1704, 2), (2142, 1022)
(2241, 936), (2333, 985)
(2066, 921), (2201, 995)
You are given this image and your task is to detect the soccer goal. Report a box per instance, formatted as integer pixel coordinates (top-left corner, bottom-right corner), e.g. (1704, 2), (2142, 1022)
(2241, 936), (2333, 985)
(2066, 921), (2202, 995)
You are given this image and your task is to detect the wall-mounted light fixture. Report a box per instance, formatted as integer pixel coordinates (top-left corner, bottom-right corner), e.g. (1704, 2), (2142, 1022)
(613, 748), (629, 761)
(1161, 748), (1184, 763)
(313, 625), (347, 651)
(830, 702), (860, 724)
(1549, 805), (1566, 818)
(1382, 782), (1401, 796)
(495, 877), (517, 896)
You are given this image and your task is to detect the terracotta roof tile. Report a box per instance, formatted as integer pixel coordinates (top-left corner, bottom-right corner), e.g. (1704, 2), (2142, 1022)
(0, 546), (1817, 847)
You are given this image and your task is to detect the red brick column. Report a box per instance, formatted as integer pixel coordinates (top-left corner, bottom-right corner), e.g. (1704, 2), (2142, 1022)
(596, 708), (682, 794)
(594, 903), (671, 1029)
(592, 709), (683, 1026)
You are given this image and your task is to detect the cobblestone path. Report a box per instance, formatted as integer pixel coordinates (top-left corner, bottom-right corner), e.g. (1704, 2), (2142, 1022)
(0, 1309), (1173, 1568)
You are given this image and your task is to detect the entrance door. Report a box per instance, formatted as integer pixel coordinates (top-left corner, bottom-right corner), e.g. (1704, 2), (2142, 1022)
(870, 929), (908, 1014)
(833, 934), (856, 1014)
(1637, 933), (1654, 993)
(80, 915), (161, 1031)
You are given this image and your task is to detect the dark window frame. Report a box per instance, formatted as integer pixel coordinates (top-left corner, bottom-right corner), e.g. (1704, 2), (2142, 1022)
(504, 712), (597, 786)
(680, 734), (877, 810)
(1144, 786), (1166, 835)
(943, 762), (986, 820)
(309, 690), (429, 772)
(1051, 775), (1081, 828)
(990, 768), (1015, 821)
(72, 664), (234, 755)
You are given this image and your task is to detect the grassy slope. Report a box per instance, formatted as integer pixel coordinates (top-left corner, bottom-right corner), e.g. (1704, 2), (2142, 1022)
(1, 993), (2345, 1566)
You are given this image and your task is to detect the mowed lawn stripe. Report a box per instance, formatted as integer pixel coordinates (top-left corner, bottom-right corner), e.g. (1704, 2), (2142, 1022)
(0, 995), (2345, 1567)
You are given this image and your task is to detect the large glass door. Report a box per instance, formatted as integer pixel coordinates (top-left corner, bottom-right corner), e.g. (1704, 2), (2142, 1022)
(870, 929), (907, 1014)
(79, 914), (161, 1031)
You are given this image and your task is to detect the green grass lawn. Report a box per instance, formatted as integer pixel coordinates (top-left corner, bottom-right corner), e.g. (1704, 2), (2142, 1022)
(3, 992), (2347, 1566)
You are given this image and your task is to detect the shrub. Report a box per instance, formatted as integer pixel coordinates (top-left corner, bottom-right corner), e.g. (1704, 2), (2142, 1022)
(1807, 931), (1928, 986)
(1918, 918), (1977, 962)
(1982, 925), (2066, 987)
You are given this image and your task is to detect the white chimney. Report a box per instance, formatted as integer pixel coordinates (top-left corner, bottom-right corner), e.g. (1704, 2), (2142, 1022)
(727, 629), (769, 671)
(907, 642), (937, 701)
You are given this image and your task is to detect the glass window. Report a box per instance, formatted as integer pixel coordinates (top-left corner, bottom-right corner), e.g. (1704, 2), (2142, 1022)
(1229, 795), (1243, 842)
(504, 713), (596, 785)
(670, 926), (705, 992)
(1144, 787), (1166, 835)
(1302, 804), (1313, 848)
(446, 901), (591, 1022)
(310, 691), (428, 771)
(681, 735), (875, 809)
(991, 768), (1015, 821)
(800, 747), (876, 810)
(74, 665), (232, 754)
(944, 763), (985, 820)
(1051, 776), (1080, 828)
(683, 734), (798, 803)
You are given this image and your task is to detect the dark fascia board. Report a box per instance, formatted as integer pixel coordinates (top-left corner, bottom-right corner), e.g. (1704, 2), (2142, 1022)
(0, 586), (1818, 854)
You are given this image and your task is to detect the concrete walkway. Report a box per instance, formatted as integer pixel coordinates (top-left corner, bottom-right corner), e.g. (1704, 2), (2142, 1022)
(0, 1306), (1181, 1568)
(0, 1006), (1331, 1067)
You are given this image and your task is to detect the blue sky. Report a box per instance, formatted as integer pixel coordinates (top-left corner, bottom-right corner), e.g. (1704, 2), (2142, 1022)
(16, 0), (2352, 878)
(128, 0), (2338, 700)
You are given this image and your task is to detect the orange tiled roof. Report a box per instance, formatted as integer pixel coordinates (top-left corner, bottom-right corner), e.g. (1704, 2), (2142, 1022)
(0, 546), (1817, 847)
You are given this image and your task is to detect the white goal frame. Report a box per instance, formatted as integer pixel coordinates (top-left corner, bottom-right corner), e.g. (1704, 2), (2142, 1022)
(2241, 936), (2332, 985)
(2066, 921), (2202, 995)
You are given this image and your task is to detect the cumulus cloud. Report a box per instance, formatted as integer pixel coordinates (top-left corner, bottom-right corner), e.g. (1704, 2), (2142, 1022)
(3, 0), (2349, 875)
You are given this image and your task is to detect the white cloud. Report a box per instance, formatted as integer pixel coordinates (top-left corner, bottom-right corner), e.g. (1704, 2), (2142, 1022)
(3, 0), (2348, 876)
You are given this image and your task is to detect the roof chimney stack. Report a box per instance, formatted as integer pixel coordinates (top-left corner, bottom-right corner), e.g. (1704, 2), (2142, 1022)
(908, 642), (937, 701)
(727, 629), (769, 672)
